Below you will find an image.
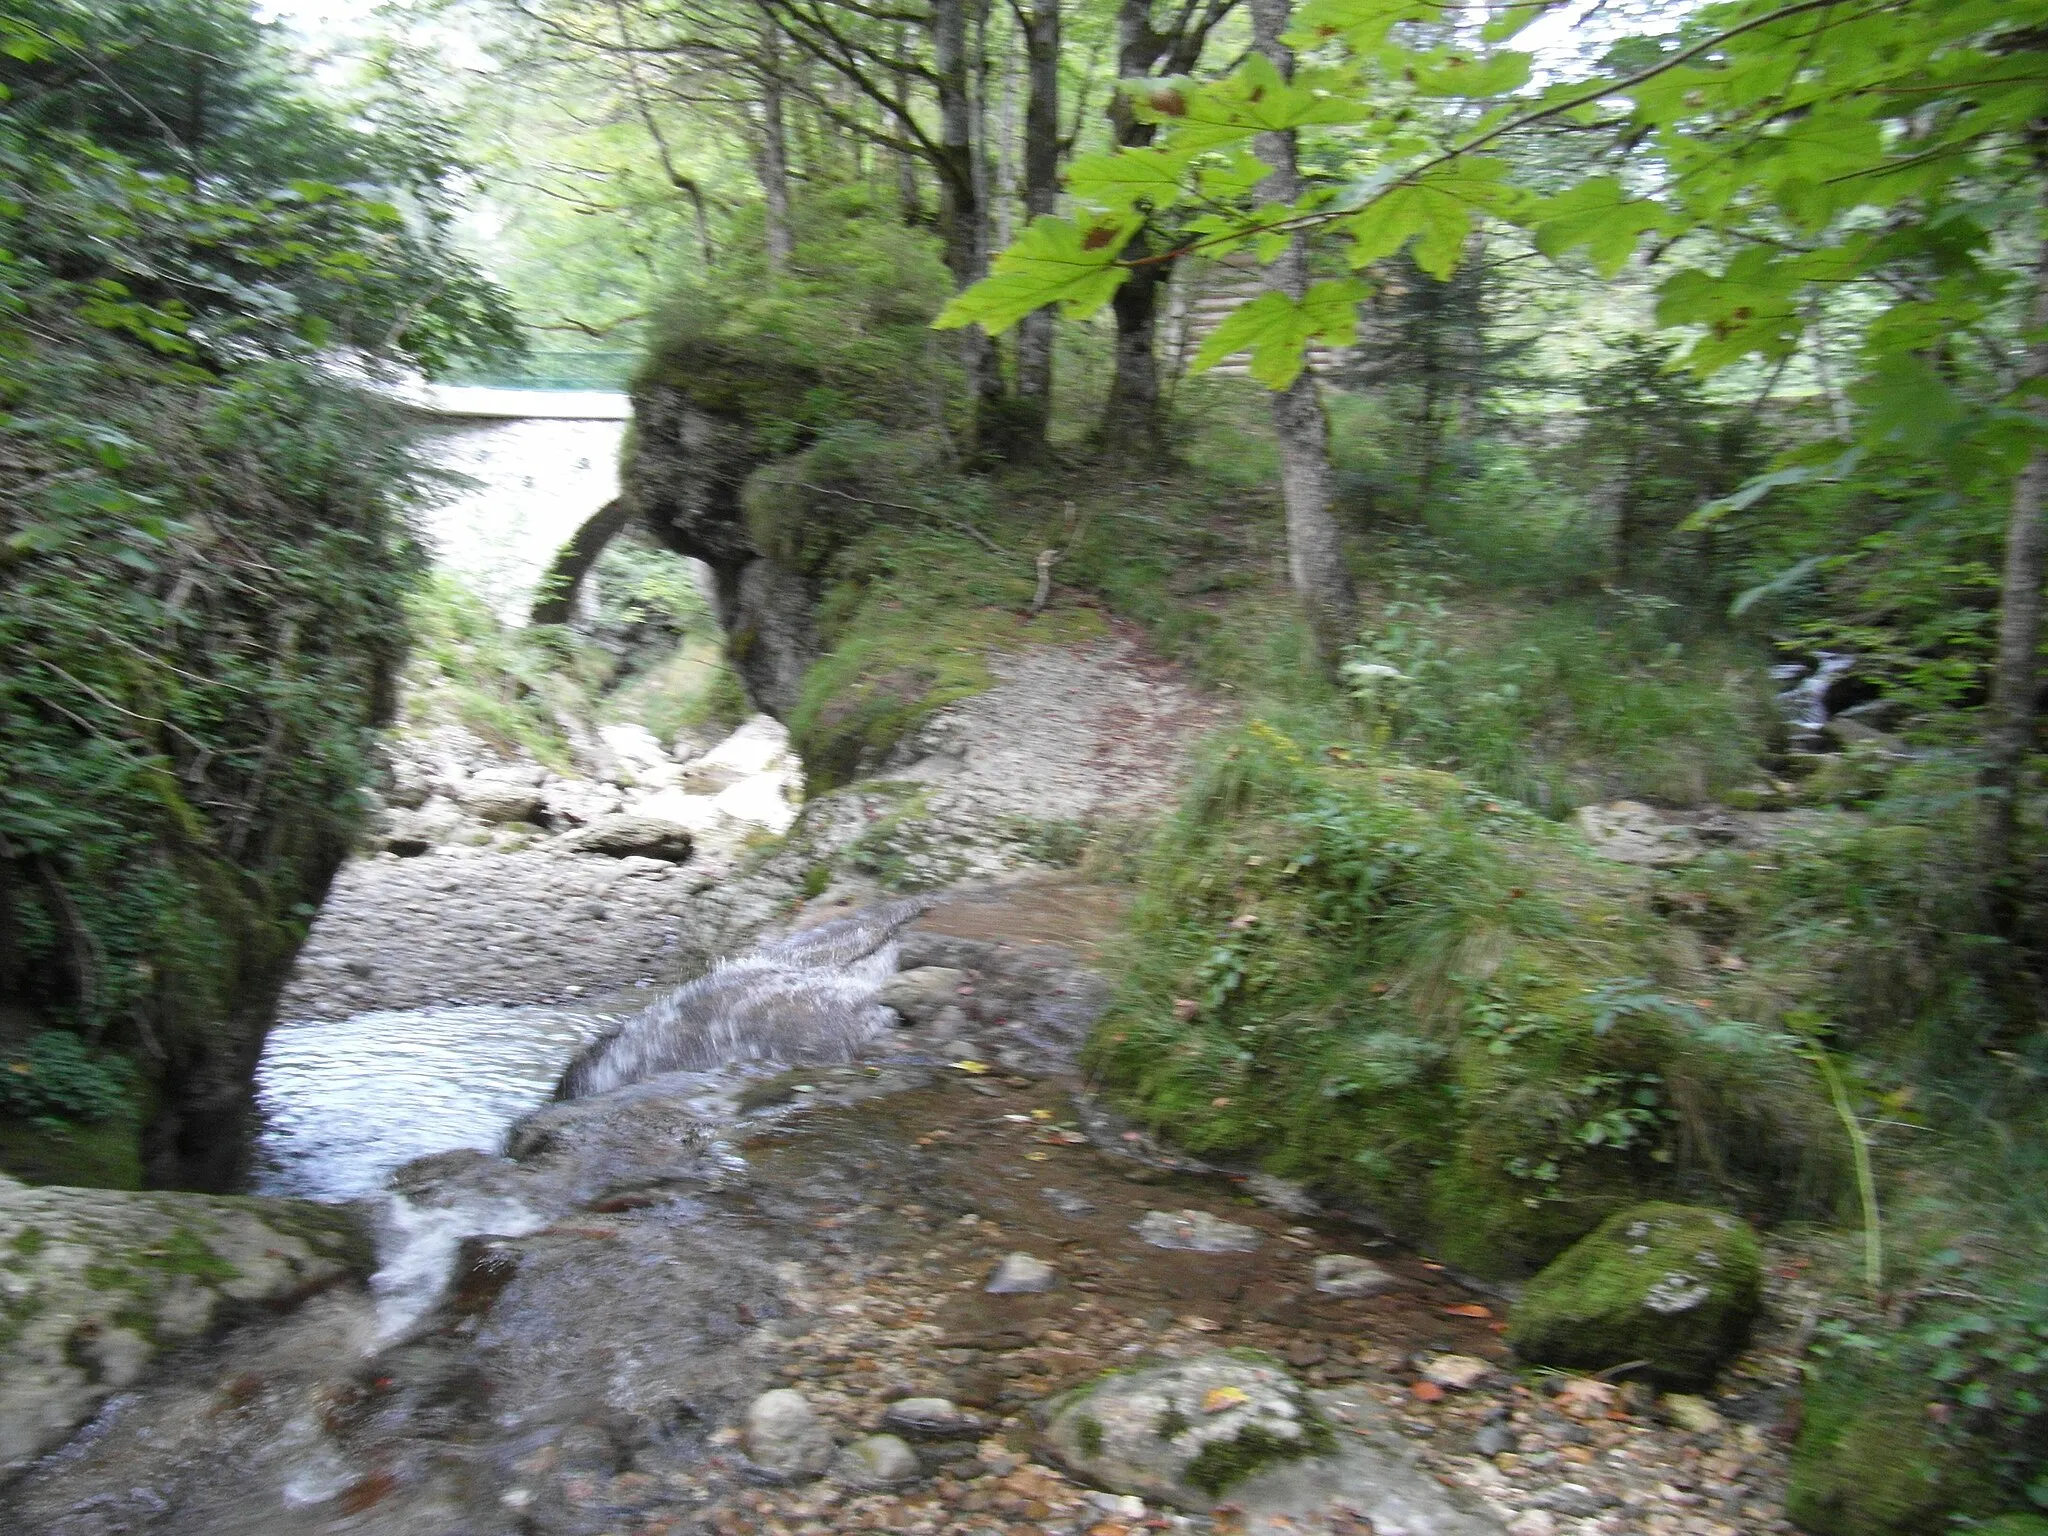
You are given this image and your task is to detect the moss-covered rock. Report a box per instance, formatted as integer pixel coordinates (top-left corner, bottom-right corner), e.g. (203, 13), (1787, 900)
(1785, 1346), (2010, 1536)
(1040, 1351), (1335, 1510)
(0, 1176), (373, 1475)
(1506, 1202), (1762, 1389)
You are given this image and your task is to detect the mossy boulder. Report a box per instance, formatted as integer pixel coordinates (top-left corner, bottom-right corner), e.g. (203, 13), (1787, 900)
(1975, 1518), (2048, 1536)
(1040, 1352), (1335, 1509)
(0, 1176), (373, 1475)
(1506, 1202), (1762, 1389)
(1786, 1346), (2009, 1536)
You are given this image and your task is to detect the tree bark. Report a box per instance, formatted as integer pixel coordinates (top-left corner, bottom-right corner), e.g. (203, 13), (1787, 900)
(1984, 217), (2048, 907)
(1097, 0), (1236, 452)
(1012, 0), (1060, 445)
(1248, 0), (1355, 661)
(932, 0), (1009, 454)
(756, 19), (795, 277)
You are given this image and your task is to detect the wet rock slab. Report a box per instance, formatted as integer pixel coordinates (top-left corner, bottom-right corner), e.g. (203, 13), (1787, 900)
(0, 1176), (371, 1477)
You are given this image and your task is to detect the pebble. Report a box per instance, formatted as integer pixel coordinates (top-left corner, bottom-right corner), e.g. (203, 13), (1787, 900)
(1420, 1353), (1495, 1390)
(1313, 1253), (1398, 1296)
(833, 1434), (922, 1488)
(882, 1398), (982, 1438)
(1132, 1208), (1262, 1253)
(985, 1252), (1058, 1294)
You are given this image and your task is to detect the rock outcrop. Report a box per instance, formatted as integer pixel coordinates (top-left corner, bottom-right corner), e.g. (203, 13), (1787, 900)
(0, 1176), (371, 1478)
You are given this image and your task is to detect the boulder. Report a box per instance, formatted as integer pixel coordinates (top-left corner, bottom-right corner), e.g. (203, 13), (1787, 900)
(0, 1178), (373, 1476)
(876, 967), (969, 1024)
(1506, 1202), (1761, 1389)
(557, 815), (695, 863)
(743, 1388), (833, 1479)
(1134, 1209), (1262, 1254)
(682, 716), (797, 793)
(1039, 1355), (1500, 1532)
(597, 723), (683, 789)
(541, 777), (625, 828)
(833, 1433), (922, 1488)
(457, 772), (545, 824)
(1041, 1352), (1334, 1509)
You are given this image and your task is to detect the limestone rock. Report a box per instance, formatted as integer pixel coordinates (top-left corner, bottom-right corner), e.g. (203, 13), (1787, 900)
(0, 1181), (372, 1476)
(458, 771), (545, 824)
(556, 814), (695, 863)
(1577, 801), (1697, 866)
(1506, 1202), (1762, 1389)
(876, 967), (969, 1024)
(743, 1388), (833, 1478)
(834, 1433), (921, 1488)
(541, 777), (625, 828)
(1312, 1254), (1397, 1297)
(1134, 1208), (1262, 1253)
(1040, 1352), (1332, 1509)
(985, 1252), (1058, 1294)
(597, 723), (683, 789)
(684, 716), (798, 793)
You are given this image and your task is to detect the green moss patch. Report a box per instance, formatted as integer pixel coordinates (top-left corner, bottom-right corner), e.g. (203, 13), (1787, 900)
(1506, 1202), (1762, 1389)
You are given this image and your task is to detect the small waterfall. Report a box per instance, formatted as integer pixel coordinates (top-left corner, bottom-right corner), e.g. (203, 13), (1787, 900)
(555, 896), (936, 1099)
(1772, 651), (1856, 749)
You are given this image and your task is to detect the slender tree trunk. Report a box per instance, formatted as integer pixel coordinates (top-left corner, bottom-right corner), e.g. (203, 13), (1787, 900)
(995, 26), (1021, 249)
(894, 25), (923, 223)
(756, 20), (795, 276)
(1012, 0), (1060, 447)
(1098, 0), (1174, 453)
(1249, 0), (1355, 660)
(1984, 217), (2048, 908)
(932, 0), (1009, 455)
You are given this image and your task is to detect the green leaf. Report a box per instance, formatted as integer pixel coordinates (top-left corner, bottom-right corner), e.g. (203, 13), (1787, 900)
(1528, 178), (1668, 277)
(1190, 278), (1369, 390)
(1346, 160), (1511, 278)
(1408, 49), (1533, 99)
(933, 214), (1139, 335)
(1065, 145), (1195, 214)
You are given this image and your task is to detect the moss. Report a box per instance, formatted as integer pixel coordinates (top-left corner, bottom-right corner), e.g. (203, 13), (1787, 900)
(11, 1224), (47, 1256)
(798, 863), (833, 900)
(1155, 1406), (1191, 1441)
(1075, 1413), (1105, 1456)
(1786, 1347), (2007, 1535)
(1506, 1202), (1762, 1389)
(787, 526), (1104, 792)
(1975, 1519), (2048, 1536)
(1180, 1413), (1338, 1498)
(0, 1099), (146, 1189)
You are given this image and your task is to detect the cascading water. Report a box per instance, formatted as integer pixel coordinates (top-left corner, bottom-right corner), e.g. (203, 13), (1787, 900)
(556, 897), (934, 1098)
(1771, 650), (1856, 749)
(250, 899), (933, 1343)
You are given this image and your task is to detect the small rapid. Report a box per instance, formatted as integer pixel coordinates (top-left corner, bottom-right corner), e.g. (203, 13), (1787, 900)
(252, 1003), (616, 1202)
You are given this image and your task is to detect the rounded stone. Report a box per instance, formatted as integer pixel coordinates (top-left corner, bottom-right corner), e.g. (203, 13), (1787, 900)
(834, 1433), (922, 1488)
(1312, 1254), (1398, 1297)
(743, 1388), (833, 1478)
(985, 1252), (1058, 1294)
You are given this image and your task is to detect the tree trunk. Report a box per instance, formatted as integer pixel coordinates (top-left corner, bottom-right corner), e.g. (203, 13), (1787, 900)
(894, 25), (923, 223)
(756, 20), (795, 277)
(932, 0), (1009, 455)
(1012, 0), (1060, 446)
(1984, 219), (2048, 909)
(1249, 0), (1355, 661)
(1098, 0), (1175, 452)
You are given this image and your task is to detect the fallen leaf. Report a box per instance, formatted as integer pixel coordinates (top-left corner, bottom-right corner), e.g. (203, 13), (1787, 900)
(1211, 1097), (1233, 1108)
(1442, 1303), (1493, 1318)
(1202, 1385), (1249, 1412)
(1023, 1151), (1051, 1162)
(1411, 1381), (1445, 1402)
(1173, 998), (1201, 1021)
(953, 1060), (992, 1074)
(1183, 1315), (1223, 1333)
(1031, 1109), (1056, 1120)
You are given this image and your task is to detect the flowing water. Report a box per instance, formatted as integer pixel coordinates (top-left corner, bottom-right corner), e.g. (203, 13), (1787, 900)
(252, 1004), (617, 1202)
